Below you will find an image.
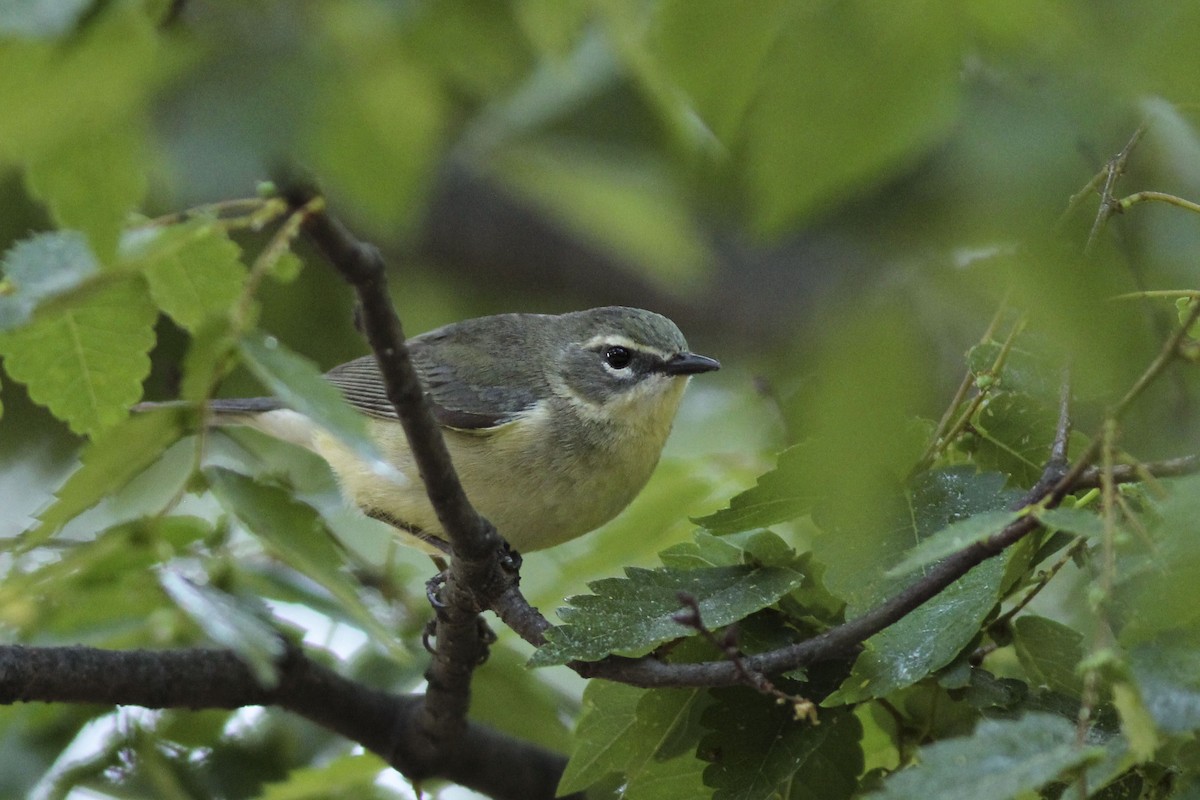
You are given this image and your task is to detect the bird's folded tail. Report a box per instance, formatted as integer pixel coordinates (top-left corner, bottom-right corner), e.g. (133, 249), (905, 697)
(134, 398), (319, 450)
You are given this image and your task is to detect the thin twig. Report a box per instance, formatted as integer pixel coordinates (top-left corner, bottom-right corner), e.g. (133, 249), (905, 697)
(673, 592), (817, 723)
(1084, 125), (1147, 255)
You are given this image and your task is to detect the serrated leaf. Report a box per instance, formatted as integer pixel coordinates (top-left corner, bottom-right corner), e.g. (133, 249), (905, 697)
(159, 569), (284, 688)
(1035, 507), (1106, 540)
(0, 275), (156, 436)
(969, 391), (1058, 486)
(815, 467), (1018, 616)
(701, 691), (862, 800)
(123, 221), (246, 331)
(203, 466), (402, 654)
(530, 564), (806, 666)
(238, 333), (399, 482)
(627, 751), (709, 800)
(24, 124), (147, 263)
(559, 680), (644, 794)
(824, 553), (1006, 704)
(694, 442), (822, 535)
(0, 230), (101, 331)
(887, 509), (1020, 575)
(873, 713), (1100, 800)
(559, 685), (712, 797)
(23, 407), (185, 548)
(1012, 615), (1084, 696)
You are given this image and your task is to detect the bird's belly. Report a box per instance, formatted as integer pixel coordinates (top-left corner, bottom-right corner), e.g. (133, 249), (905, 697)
(312, 418), (663, 553)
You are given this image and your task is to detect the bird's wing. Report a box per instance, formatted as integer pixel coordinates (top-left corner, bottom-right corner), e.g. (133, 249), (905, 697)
(323, 347), (541, 431)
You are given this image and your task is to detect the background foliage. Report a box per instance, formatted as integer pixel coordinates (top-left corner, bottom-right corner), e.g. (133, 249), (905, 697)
(4, 1), (1200, 798)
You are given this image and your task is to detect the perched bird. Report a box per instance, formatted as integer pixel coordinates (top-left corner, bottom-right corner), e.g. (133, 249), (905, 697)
(191, 307), (719, 554)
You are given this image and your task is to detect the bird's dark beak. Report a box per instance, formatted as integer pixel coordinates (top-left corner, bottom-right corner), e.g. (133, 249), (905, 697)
(663, 352), (721, 376)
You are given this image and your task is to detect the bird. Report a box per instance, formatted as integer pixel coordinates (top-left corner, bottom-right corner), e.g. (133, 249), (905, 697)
(172, 306), (719, 555)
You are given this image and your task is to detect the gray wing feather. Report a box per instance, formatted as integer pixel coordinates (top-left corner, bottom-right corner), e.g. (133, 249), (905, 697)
(324, 342), (541, 430)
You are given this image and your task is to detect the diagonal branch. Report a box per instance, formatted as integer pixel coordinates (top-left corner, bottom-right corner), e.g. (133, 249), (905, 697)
(277, 182), (516, 781)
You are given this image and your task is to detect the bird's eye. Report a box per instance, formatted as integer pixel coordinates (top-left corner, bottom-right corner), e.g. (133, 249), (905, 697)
(604, 346), (633, 370)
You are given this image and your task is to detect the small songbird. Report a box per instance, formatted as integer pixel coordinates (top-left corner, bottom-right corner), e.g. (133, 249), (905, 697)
(192, 307), (719, 554)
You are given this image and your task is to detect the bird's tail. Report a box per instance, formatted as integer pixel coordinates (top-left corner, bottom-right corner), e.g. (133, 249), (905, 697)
(134, 398), (318, 450)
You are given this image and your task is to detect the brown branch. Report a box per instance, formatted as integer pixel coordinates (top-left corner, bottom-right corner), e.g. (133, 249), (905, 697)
(277, 182), (516, 784)
(0, 643), (574, 800)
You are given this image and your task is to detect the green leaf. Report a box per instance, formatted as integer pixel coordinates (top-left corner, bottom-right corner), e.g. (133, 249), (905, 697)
(23, 407), (186, 548)
(1036, 507), (1107, 540)
(159, 569), (284, 688)
(887, 509), (1020, 575)
(559, 680), (643, 794)
(873, 713), (1101, 800)
(694, 442), (823, 535)
(626, 751), (709, 800)
(0, 230), (101, 332)
(203, 466), (402, 654)
(24, 124), (147, 263)
(1127, 635), (1200, 734)
(238, 333), (398, 481)
(815, 467), (1018, 616)
(530, 564), (806, 666)
(0, 5), (171, 165)
(122, 221), (246, 331)
(0, 274), (156, 436)
(968, 391), (1058, 486)
(1012, 615), (1084, 696)
(700, 691), (862, 800)
(257, 753), (386, 800)
(655, 0), (962, 233)
(825, 553), (1006, 704)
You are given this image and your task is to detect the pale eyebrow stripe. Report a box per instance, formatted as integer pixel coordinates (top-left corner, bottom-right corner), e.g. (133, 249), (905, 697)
(581, 334), (673, 361)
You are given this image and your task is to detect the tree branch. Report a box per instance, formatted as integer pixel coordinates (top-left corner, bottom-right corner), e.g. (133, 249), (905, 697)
(0, 643), (572, 800)
(277, 182), (518, 783)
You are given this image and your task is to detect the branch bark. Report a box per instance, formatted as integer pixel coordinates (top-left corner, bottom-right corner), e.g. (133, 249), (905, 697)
(0, 643), (571, 800)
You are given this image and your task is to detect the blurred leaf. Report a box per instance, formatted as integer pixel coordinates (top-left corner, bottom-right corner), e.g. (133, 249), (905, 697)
(238, 332), (397, 481)
(159, 570), (284, 687)
(530, 563), (805, 666)
(1012, 615), (1084, 696)
(1127, 635), (1200, 735)
(0, 0), (92, 37)
(495, 144), (711, 290)
(123, 221), (246, 331)
(303, 58), (443, 234)
(700, 691), (862, 800)
(257, 753), (387, 800)
(1114, 475), (1200, 642)
(887, 509), (1020, 575)
(204, 466), (402, 653)
(25, 125), (147, 263)
(24, 407), (185, 547)
(0, 275), (156, 436)
(873, 713), (1099, 800)
(694, 442), (823, 535)
(0, 5), (172, 165)
(654, 0), (962, 232)
(0, 230), (101, 332)
(968, 391), (1058, 486)
(1035, 507), (1106, 541)
(180, 317), (239, 402)
(967, 339), (1061, 400)
(824, 553), (1006, 705)
(1111, 681), (1159, 762)
(815, 467), (1018, 616)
